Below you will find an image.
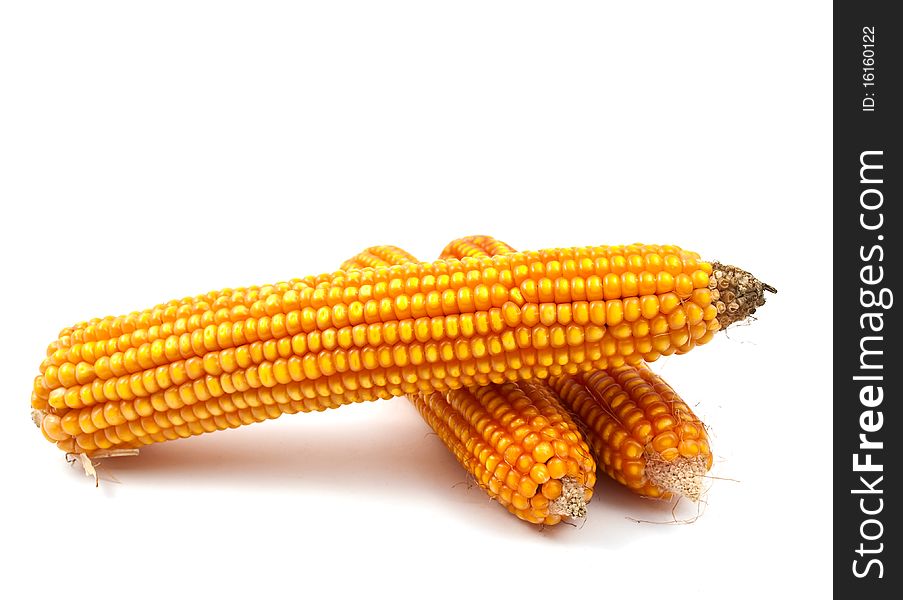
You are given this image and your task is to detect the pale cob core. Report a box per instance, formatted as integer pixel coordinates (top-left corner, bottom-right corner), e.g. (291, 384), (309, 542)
(442, 236), (719, 501)
(551, 476), (587, 519)
(644, 452), (709, 502)
(33, 243), (719, 456)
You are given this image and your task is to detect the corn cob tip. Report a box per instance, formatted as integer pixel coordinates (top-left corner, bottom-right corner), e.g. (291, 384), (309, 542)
(709, 262), (775, 329)
(643, 450), (708, 502)
(549, 476), (587, 519)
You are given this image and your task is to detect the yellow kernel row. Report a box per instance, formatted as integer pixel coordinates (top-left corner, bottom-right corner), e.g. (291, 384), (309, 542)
(39, 383), (377, 453)
(37, 290), (714, 416)
(50, 245), (708, 354)
(38, 301), (715, 413)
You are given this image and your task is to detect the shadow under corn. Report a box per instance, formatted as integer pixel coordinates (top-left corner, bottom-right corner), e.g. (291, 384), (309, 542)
(89, 398), (709, 547)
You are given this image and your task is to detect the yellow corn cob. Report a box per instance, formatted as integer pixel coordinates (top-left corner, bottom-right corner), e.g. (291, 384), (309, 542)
(440, 235), (721, 500)
(547, 364), (711, 500)
(412, 385), (595, 524)
(32, 241), (761, 456)
(343, 247), (596, 524)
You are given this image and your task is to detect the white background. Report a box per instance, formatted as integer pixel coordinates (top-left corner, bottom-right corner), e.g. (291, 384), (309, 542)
(0, 2), (831, 598)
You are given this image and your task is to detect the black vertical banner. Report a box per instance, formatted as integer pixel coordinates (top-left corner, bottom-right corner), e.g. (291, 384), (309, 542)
(835, 3), (900, 595)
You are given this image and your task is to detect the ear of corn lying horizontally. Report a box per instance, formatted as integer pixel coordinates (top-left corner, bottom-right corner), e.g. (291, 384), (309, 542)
(441, 236), (714, 501)
(342, 248), (595, 525)
(32, 242), (727, 456)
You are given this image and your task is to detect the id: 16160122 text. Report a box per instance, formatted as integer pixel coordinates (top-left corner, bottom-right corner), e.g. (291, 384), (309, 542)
(861, 27), (876, 112)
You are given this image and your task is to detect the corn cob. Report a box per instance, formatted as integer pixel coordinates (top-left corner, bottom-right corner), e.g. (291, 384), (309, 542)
(32, 242), (763, 456)
(547, 366), (711, 500)
(343, 247), (596, 524)
(412, 386), (594, 524)
(439, 235), (760, 500)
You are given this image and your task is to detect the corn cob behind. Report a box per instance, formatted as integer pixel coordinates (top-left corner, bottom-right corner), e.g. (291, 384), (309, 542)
(547, 366), (711, 500)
